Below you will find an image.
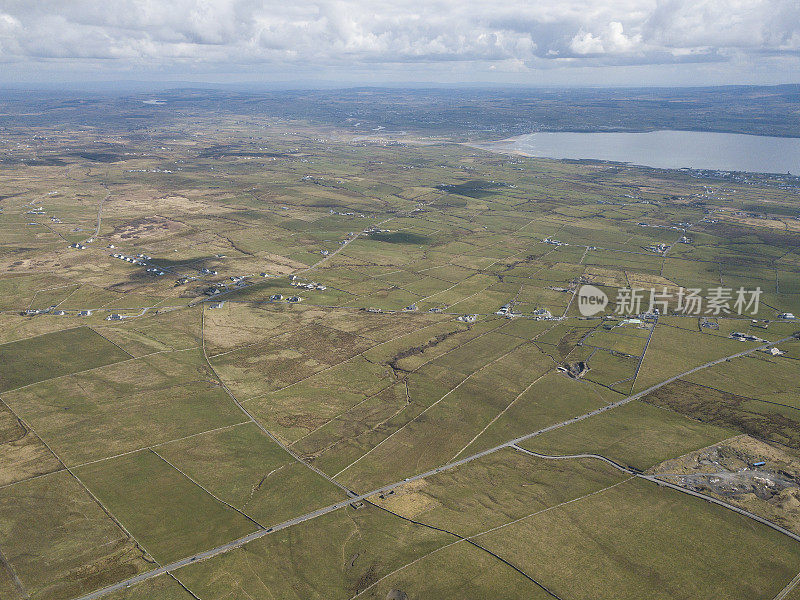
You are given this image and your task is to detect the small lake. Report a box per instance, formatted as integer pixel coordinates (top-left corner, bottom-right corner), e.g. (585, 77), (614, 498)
(492, 130), (800, 175)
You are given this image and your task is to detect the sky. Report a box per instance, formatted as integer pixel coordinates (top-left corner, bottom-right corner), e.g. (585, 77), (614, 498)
(0, 0), (798, 88)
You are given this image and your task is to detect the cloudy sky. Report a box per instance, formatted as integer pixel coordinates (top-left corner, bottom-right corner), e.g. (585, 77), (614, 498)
(0, 0), (798, 87)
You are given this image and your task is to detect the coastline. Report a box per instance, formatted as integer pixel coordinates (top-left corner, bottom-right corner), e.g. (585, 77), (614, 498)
(467, 130), (800, 176)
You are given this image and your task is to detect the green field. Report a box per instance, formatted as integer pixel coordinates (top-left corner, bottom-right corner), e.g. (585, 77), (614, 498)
(0, 327), (131, 392)
(2, 350), (246, 465)
(2, 101), (800, 599)
(524, 400), (735, 471)
(0, 471), (151, 600)
(156, 422), (346, 525)
(75, 450), (258, 564)
(177, 506), (457, 599)
(477, 477), (800, 600)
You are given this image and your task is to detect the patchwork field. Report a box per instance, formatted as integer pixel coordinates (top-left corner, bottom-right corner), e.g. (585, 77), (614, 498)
(1, 104), (800, 600)
(0, 326), (131, 392)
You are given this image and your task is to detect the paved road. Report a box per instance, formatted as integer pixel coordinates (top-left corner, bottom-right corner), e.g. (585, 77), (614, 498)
(510, 446), (636, 474)
(298, 216), (394, 274)
(83, 190), (110, 244)
(774, 570), (800, 600)
(494, 334), (793, 454)
(73, 335), (797, 600)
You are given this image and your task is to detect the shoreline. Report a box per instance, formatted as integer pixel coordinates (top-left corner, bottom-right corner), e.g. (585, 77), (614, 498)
(468, 130), (800, 177)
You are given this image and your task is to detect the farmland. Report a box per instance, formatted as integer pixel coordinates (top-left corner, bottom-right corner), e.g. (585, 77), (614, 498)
(1, 91), (800, 600)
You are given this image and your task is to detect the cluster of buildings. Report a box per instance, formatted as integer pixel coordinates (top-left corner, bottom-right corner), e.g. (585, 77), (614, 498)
(269, 294), (301, 303)
(645, 243), (670, 254)
(699, 317), (719, 330)
(288, 275), (326, 291)
(729, 332), (765, 343)
(111, 252), (150, 265)
(203, 285), (225, 296)
(637, 222), (694, 234)
(295, 280), (326, 291)
(24, 307), (135, 321)
(493, 303), (553, 320)
(176, 267), (221, 285)
(761, 347), (785, 356)
(328, 208), (367, 218)
(202, 275), (252, 296)
(23, 306), (56, 316)
(496, 303), (517, 317)
(22, 307), (93, 318)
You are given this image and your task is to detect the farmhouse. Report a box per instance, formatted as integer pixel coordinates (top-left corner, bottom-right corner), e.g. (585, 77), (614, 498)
(762, 347), (784, 356)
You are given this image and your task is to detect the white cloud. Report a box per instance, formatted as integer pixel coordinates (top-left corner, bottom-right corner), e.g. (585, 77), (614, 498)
(0, 0), (797, 81)
(570, 21), (642, 55)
